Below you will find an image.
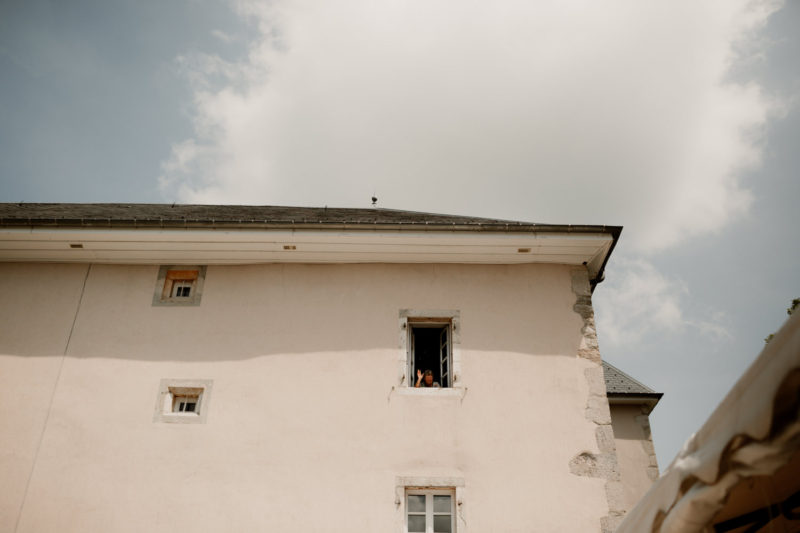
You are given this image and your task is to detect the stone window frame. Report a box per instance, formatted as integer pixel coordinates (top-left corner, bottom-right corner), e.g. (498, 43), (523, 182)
(153, 379), (213, 424)
(398, 310), (462, 391)
(395, 477), (466, 533)
(152, 265), (207, 306)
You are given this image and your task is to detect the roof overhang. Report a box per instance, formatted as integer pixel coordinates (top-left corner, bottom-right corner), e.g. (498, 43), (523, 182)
(607, 393), (663, 414)
(0, 225), (619, 285)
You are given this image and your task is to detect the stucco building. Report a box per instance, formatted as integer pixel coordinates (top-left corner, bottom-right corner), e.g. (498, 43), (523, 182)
(0, 204), (660, 532)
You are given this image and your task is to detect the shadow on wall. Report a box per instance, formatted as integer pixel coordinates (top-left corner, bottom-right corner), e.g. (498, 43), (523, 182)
(610, 405), (650, 440)
(0, 262), (587, 362)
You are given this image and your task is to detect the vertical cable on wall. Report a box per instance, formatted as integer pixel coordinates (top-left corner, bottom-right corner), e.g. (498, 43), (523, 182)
(14, 263), (92, 533)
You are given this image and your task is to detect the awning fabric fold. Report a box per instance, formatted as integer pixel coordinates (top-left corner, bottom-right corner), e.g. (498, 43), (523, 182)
(617, 312), (800, 533)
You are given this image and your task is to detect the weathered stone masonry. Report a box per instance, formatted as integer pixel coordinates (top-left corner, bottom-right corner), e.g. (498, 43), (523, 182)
(569, 268), (626, 533)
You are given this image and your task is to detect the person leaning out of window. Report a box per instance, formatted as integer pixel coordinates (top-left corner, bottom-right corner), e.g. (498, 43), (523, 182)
(415, 369), (440, 388)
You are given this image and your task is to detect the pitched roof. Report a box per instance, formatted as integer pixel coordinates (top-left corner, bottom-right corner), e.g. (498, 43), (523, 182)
(0, 203), (619, 234)
(603, 361), (660, 395)
(0, 203), (621, 289)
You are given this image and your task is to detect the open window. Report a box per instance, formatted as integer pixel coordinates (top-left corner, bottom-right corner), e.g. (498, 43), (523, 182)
(408, 320), (452, 388)
(152, 265), (206, 306)
(399, 310), (460, 389)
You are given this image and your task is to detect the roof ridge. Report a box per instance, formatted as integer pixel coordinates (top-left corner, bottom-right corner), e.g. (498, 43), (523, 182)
(4, 203), (542, 224)
(368, 206), (540, 225)
(0, 203), (619, 228)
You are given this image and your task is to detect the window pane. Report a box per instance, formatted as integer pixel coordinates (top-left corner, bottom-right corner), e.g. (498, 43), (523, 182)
(433, 495), (451, 513)
(407, 495), (425, 513)
(407, 515), (425, 532)
(433, 515), (452, 533)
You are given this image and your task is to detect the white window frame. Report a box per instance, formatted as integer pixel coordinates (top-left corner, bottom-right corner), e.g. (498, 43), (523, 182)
(171, 279), (194, 298)
(405, 489), (456, 533)
(171, 391), (200, 413)
(153, 379), (213, 424)
(395, 477), (466, 533)
(398, 310), (461, 391)
(408, 321), (451, 388)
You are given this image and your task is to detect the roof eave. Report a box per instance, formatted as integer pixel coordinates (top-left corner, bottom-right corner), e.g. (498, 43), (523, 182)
(0, 217), (620, 234)
(607, 392), (663, 413)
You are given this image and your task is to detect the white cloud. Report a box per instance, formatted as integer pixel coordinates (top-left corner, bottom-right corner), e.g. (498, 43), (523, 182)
(594, 257), (731, 348)
(211, 29), (235, 43)
(161, 0), (782, 253)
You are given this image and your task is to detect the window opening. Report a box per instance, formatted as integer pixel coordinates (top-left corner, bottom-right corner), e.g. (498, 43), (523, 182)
(168, 387), (203, 416)
(173, 395), (198, 413)
(406, 490), (455, 533)
(171, 280), (193, 298)
(161, 269), (199, 300)
(409, 321), (451, 388)
(154, 379), (213, 424)
(153, 266), (206, 306)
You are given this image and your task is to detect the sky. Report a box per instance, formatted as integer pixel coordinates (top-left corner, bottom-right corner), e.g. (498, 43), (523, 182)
(1, 0), (798, 467)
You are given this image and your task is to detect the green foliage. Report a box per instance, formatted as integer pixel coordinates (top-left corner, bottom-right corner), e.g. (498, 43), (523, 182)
(764, 298), (799, 344)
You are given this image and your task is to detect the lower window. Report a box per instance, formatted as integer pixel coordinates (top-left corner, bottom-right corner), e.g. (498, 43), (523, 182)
(153, 379), (213, 424)
(406, 489), (455, 533)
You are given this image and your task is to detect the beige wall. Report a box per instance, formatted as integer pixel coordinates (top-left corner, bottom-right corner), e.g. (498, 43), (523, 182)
(0, 263), (89, 532)
(0, 262), (611, 532)
(610, 404), (658, 512)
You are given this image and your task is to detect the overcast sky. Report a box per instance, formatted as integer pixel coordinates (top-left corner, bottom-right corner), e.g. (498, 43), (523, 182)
(1, 0), (798, 467)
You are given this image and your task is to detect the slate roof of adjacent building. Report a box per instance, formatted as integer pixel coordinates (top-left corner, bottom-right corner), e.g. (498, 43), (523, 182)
(603, 361), (661, 397)
(0, 203), (621, 235)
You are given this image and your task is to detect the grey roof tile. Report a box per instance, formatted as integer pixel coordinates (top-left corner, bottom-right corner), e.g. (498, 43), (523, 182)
(0, 203), (620, 234)
(0, 203), (530, 225)
(603, 361), (659, 395)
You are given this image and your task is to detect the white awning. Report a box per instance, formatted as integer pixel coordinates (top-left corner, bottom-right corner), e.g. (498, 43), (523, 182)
(618, 312), (800, 532)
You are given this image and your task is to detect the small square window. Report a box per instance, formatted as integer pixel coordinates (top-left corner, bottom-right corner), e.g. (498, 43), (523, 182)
(171, 390), (201, 414)
(153, 379), (213, 424)
(172, 281), (193, 298)
(152, 266), (206, 306)
(406, 489), (455, 533)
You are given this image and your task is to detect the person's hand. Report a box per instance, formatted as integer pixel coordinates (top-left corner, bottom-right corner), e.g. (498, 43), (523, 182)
(417, 369), (423, 380)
